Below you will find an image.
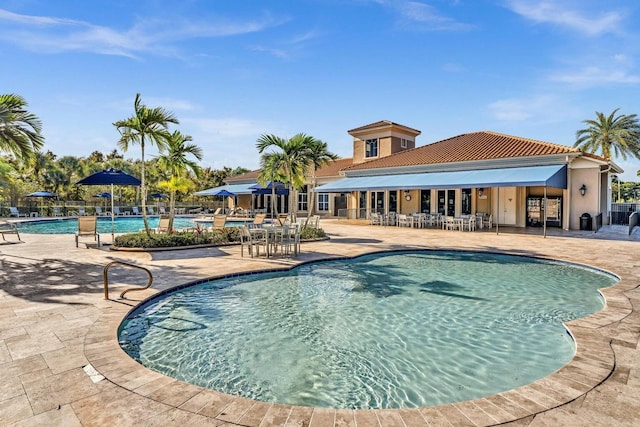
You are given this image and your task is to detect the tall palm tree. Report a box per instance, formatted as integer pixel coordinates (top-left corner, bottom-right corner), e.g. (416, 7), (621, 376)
(256, 133), (321, 221)
(157, 130), (202, 231)
(304, 140), (338, 225)
(574, 108), (640, 160)
(0, 93), (44, 160)
(114, 93), (178, 236)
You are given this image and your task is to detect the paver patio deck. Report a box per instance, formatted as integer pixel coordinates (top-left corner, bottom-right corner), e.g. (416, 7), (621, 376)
(0, 220), (638, 426)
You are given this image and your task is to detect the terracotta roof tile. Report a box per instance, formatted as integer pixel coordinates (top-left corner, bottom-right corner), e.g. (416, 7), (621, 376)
(224, 169), (260, 182)
(344, 131), (580, 171)
(316, 158), (353, 177)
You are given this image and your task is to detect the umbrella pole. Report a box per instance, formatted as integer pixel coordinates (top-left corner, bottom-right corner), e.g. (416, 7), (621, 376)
(111, 183), (115, 243)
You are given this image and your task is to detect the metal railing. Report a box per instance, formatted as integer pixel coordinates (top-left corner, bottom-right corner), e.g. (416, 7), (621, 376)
(594, 212), (603, 232)
(103, 261), (153, 300)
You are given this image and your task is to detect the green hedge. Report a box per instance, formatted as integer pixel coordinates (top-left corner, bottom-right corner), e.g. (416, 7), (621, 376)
(114, 226), (326, 249)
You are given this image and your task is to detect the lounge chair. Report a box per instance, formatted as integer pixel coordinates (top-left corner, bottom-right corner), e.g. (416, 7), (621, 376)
(147, 206), (155, 215)
(75, 216), (100, 247)
(158, 206), (166, 215)
(132, 206), (141, 215)
(188, 207), (203, 214)
(9, 207), (26, 218)
(53, 207), (64, 217)
(0, 220), (21, 242)
(95, 206), (110, 216)
(78, 207), (87, 216)
(114, 207), (124, 216)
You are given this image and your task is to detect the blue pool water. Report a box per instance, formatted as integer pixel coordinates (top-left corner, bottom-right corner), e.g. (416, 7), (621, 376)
(15, 217), (248, 234)
(118, 251), (616, 409)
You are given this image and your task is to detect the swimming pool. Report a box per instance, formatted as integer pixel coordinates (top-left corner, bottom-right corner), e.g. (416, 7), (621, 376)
(15, 217), (249, 234)
(118, 251), (616, 409)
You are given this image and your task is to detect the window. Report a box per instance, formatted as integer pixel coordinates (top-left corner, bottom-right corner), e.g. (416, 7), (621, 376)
(461, 188), (472, 215)
(365, 139), (378, 158)
(318, 193), (329, 211)
(401, 138), (408, 148)
(297, 185), (308, 212)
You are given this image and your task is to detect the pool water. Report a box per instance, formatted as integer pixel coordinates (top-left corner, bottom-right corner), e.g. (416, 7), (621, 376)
(118, 251), (616, 409)
(15, 217), (248, 234)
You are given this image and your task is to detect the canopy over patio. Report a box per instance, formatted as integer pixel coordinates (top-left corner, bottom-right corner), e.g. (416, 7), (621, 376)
(317, 164), (567, 192)
(194, 183), (256, 196)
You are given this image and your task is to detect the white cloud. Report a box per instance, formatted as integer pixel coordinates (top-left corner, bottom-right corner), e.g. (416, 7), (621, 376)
(505, 0), (624, 36)
(0, 8), (286, 58)
(549, 54), (640, 87)
(372, 0), (473, 31)
(487, 94), (564, 121)
(183, 117), (275, 138)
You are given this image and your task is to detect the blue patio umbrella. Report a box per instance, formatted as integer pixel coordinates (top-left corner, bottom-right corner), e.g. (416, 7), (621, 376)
(211, 189), (236, 197)
(148, 193), (168, 213)
(76, 169), (141, 241)
(25, 191), (57, 215)
(93, 192), (114, 212)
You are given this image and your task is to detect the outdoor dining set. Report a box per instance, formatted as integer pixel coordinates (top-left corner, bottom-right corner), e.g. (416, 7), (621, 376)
(239, 213), (311, 259)
(370, 212), (492, 231)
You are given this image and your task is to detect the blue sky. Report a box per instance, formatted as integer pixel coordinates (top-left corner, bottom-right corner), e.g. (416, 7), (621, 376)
(2, 0), (639, 181)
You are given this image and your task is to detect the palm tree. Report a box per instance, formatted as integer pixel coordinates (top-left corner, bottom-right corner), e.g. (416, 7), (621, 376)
(304, 140), (338, 226)
(574, 109), (640, 160)
(114, 93), (178, 236)
(157, 130), (202, 231)
(0, 94), (44, 160)
(256, 133), (322, 221)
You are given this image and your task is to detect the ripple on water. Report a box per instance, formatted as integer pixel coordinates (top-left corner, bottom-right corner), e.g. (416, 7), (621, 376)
(118, 251), (616, 409)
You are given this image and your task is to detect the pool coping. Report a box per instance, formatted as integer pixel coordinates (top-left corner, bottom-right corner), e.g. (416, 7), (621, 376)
(83, 248), (633, 426)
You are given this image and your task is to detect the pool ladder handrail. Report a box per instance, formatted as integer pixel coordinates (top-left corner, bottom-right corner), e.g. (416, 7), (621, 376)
(103, 260), (153, 300)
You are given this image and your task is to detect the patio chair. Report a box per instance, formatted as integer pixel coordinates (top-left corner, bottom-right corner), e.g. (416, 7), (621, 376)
(483, 214), (493, 229)
(154, 215), (171, 233)
(114, 207), (124, 216)
(9, 207), (27, 217)
(78, 207), (87, 216)
(277, 213), (289, 226)
(75, 216), (100, 248)
(0, 220), (21, 242)
(370, 212), (381, 226)
(212, 214), (227, 229)
(397, 214), (411, 228)
(443, 216), (459, 231)
(53, 207), (64, 217)
(132, 206), (141, 215)
(252, 213), (267, 227)
(158, 206), (166, 215)
(240, 225), (267, 258)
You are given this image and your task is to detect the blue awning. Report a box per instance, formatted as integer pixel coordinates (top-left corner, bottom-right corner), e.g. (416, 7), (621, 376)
(317, 165), (567, 192)
(194, 183), (256, 196)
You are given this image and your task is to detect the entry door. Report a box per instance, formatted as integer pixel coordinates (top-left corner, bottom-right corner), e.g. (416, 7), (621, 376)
(498, 187), (516, 225)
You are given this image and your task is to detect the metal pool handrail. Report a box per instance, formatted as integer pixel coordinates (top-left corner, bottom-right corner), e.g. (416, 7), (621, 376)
(103, 260), (153, 300)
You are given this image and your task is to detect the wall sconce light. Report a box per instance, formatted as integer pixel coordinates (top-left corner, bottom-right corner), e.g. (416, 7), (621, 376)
(579, 184), (587, 197)
(478, 188), (484, 197)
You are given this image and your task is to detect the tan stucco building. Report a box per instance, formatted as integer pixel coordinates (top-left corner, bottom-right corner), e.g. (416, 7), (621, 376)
(204, 120), (622, 231)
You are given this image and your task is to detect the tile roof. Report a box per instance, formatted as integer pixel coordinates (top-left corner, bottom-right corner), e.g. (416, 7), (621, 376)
(348, 120), (421, 136)
(344, 131), (581, 171)
(316, 158), (353, 177)
(224, 169), (260, 182)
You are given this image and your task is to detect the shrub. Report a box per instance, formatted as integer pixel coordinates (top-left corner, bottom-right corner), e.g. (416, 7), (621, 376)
(113, 226), (324, 249)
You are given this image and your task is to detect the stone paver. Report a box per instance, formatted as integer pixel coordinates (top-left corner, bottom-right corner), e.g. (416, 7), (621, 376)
(0, 221), (638, 426)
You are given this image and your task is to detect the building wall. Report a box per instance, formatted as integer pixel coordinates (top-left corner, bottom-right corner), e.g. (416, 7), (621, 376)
(568, 166), (601, 229)
(352, 130), (417, 164)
